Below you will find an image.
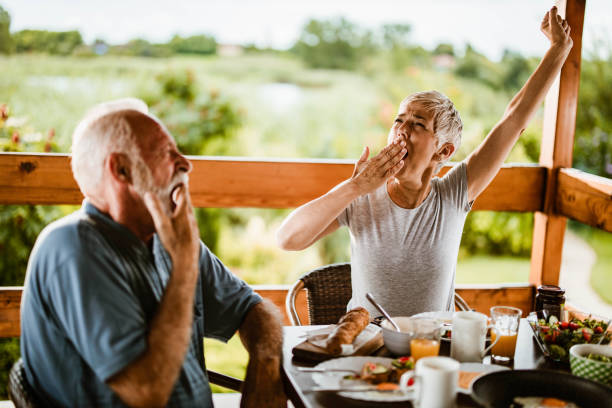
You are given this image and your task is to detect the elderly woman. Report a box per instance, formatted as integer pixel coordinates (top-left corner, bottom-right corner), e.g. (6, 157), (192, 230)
(277, 7), (573, 317)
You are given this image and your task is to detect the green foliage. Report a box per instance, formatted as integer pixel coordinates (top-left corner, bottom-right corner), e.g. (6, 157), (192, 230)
(574, 50), (612, 178)
(454, 44), (502, 89)
(169, 34), (216, 55)
(0, 339), (19, 398)
(292, 18), (375, 70)
(460, 212), (534, 258)
(108, 38), (173, 58)
(12, 29), (83, 55)
(0, 5), (12, 54)
(145, 70), (242, 156)
(433, 43), (455, 56)
(499, 49), (533, 92)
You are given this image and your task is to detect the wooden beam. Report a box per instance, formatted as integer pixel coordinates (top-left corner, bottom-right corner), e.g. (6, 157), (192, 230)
(530, 0), (585, 287)
(557, 168), (612, 232)
(0, 153), (544, 212)
(0, 288), (23, 338)
(0, 285), (535, 337)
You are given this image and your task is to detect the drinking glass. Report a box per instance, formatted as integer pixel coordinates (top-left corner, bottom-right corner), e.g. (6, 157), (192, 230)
(490, 306), (522, 363)
(408, 317), (441, 362)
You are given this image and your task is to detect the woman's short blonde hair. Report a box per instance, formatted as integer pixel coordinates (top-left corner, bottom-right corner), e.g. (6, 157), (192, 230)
(401, 90), (463, 173)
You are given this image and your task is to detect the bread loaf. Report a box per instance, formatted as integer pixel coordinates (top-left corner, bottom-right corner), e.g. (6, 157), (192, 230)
(325, 307), (370, 355)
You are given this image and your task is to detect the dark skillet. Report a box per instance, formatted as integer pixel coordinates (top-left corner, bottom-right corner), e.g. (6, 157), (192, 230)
(471, 369), (612, 408)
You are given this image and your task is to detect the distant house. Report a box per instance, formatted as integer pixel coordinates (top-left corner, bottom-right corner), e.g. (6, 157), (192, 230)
(433, 54), (456, 70)
(218, 44), (244, 57)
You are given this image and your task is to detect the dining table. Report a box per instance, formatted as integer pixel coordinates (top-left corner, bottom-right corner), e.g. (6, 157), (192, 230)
(281, 318), (570, 408)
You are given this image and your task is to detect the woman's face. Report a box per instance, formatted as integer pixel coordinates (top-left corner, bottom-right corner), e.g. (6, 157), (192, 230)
(387, 100), (439, 178)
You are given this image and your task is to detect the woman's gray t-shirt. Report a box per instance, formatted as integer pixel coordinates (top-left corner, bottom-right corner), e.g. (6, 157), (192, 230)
(338, 161), (472, 317)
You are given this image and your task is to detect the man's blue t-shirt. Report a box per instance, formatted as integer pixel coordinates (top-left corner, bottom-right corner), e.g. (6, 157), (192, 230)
(20, 201), (262, 407)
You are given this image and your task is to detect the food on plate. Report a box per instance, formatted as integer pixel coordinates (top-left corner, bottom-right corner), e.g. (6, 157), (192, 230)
(343, 357), (415, 385)
(325, 307), (370, 355)
(511, 396), (580, 408)
(534, 316), (611, 362)
(360, 362), (391, 384)
(586, 353), (612, 363)
(375, 382), (399, 391)
(389, 356), (414, 382)
(457, 371), (481, 390)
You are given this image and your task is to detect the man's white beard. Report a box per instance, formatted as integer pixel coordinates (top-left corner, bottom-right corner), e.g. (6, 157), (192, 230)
(132, 156), (188, 216)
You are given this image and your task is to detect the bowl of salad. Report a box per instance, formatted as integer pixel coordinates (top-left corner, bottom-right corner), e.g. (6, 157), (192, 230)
(528, 312), (611, 363)
(570, 344), (612, 386)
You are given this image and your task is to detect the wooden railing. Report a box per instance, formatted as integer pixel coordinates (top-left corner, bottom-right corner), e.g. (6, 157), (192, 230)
(1, 152), (610, 332)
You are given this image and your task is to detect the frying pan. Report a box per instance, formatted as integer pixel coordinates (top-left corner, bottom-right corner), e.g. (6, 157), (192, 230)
(471, 369), (612, 408)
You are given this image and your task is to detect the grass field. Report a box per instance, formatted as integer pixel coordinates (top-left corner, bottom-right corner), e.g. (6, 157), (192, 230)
(583, 228), (612, 304)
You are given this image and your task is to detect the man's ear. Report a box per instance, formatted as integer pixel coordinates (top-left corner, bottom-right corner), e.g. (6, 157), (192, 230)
(108, 153), (132, 184)
(436, 142), (455, 161)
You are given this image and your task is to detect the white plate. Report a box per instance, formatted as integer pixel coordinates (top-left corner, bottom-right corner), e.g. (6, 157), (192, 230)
(458, 363), (510, 394)
(311, 356), (414, 402)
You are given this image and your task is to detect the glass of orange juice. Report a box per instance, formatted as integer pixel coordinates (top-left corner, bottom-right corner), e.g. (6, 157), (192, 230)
(490, 306), (522, 363)
(408, 318), (442, 362)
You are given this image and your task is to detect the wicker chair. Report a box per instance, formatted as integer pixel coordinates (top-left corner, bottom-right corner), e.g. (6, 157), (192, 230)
(285, 262), (471, 325)
(8, 358), (242, 408)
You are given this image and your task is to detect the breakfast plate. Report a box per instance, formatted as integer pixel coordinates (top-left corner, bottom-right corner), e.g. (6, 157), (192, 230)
(311, 356), (414, 402)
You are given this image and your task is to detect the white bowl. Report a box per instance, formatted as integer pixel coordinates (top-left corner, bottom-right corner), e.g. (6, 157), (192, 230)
(380, 316), (417, 356)
(569, 344), (612, 386)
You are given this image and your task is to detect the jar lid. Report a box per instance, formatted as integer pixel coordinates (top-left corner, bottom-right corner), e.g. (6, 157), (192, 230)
(537, 285), (565, 295)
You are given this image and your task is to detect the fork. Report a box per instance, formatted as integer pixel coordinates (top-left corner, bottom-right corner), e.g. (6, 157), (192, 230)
(296, 367), (360, 374)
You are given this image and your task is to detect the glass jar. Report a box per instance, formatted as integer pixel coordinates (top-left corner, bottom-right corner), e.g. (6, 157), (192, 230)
(535, 285), (565, 321)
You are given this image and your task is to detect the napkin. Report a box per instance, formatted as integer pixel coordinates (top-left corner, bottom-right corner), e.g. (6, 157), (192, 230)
(305, 323), (381, 355)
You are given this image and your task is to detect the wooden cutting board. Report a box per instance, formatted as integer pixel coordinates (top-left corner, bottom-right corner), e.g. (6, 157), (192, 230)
(292, 331), (384, 362)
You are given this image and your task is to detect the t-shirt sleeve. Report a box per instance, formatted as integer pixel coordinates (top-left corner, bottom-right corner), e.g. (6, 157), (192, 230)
(437, 161), (473, 213)
(44, 248), (148, 383)
(336, 205), (350, 227)
(199, 243), (262, 342)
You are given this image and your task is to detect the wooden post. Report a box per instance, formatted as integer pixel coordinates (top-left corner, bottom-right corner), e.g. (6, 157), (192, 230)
(529, 0), (586, 287)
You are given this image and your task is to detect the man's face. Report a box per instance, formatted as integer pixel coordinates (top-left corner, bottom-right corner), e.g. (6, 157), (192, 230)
(131, 117), (192, 215)
(387, 100), (438, 177)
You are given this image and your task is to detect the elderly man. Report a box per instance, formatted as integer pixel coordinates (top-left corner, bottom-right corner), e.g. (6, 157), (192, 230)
(277, 7), (573, 317)
(20, 99), (286, 407)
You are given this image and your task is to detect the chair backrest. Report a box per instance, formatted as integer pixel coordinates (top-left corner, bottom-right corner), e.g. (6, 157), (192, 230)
(286, 263), (352, 325)
(8, 359), (40, 408)
(286, 263), (472, 325)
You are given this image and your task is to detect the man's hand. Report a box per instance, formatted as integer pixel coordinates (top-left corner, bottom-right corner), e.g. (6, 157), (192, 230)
(144, 185), (200, 272)
(350, 140), (406, 196)
(541, 6), (572, 49)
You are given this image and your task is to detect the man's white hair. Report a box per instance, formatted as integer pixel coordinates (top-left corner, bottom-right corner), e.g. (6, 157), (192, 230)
(71, 98), (149, 196)
(401, 90), (463, 173)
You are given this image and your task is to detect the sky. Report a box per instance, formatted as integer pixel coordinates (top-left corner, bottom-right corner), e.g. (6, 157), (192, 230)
(3, 0), (611, 60)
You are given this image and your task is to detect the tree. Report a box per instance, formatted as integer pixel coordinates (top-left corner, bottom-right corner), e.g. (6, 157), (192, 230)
(0, 5), (12, 54)
(433, 43), (455, 56)
(12, 30), (83, 55)
(291, 18), (374, 70)
(382, 24), (411, 50)
(169, 34), (216, 55)
(499, 49), (533, 92)
(574, 50), (612, 178)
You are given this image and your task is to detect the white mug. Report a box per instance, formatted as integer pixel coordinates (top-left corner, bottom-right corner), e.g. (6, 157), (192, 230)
(400, 356), (459, 408)
(450, 311), (499, 362)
